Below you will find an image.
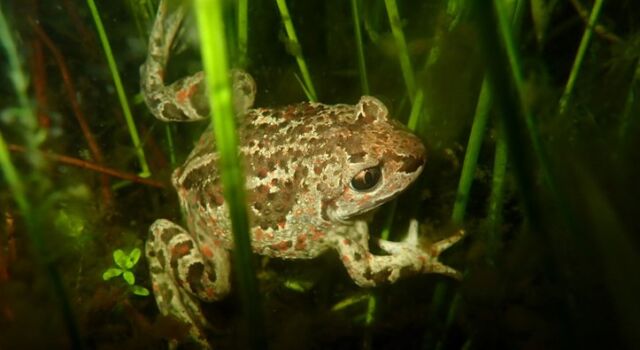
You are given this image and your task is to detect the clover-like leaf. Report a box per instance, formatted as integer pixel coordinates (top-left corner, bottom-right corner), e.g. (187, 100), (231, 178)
(102, 268), (123, 281)
(113, 249), (128, 269)
(123, 271), (135, 285)
(125, 248), (142, 269)
(131, 285), (150, 296)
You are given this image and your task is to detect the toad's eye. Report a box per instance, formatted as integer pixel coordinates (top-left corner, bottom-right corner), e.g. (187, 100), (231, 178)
(351, 166), (382, 192)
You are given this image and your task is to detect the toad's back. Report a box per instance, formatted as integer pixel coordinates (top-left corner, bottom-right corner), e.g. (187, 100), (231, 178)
(171, 98), (426, 258)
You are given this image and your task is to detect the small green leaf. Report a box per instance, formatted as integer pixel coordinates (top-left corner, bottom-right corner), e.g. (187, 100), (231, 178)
(131, 285), (150, 296)
(123, 271), (135, 285)
(113, 249), (128, 268)
(283, 278), (314, 293)
(126, 248), (142, 269)
(102, 268), (123, 280)
(331, 293), (370, 312)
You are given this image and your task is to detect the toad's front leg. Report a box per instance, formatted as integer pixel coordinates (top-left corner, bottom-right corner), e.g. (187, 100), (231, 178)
(334, 220), (463, 287)
(146, 219), (231, 349)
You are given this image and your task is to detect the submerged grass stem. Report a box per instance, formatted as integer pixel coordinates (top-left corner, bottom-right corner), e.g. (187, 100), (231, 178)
(351, 0), (369, 95)
(384, 0), (416, 102)
(558, 0), (605, 115)
(87, 0), (151, 177)
(276, 0), (318, 101)
(194, 0), (265, 346)
(451, 78), (492, 224)
(487, 130), (508, 263)
(237, 0), (248, 67)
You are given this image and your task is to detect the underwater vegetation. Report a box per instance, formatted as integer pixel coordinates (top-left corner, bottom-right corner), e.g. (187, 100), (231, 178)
(0, 0), (639, 349)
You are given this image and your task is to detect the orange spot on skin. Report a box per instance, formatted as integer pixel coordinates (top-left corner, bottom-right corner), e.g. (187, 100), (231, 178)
(270, 240), (292, 251)
(295, 235), (307, 250)
(277, 221), (286, 230)
(311, 229), (325, 241)
(342, 255), (350, 264)
(357, 195), (371, 206)
(176, 83), (198, 104)
(176, 89), (189, 103)
(201, 245), (213, 258)
(172, 244), (191, 256)
(206, 288), (215, 299)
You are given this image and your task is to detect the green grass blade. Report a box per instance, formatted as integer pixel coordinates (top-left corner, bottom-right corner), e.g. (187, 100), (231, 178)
(194, 0), (265, 346)
(0, 20), (30, 124)
(364, 293), (377, 325)
(434, 292), (462, 350)
(558, 0), (606, 115)
(407, 89), (425, 131)
(384, 0), (416, 102)
(87, 0), (151, 177)
(451, 78), (492, 224)
(0, 134), (28, 216)
(486, 129), (508, 263)
(294, 72), (315, 102)
(430, 2), (522, 348)
(481, 0), (555, 224)
(164, 124), (176, 167)
(351, 0), (369, 95)
(491, 0), (579, 240)
(365, 67), (423, 333)
(237, 0), (249, 67)
(276, 0), (318, 101)
(364, 1), (428, 332)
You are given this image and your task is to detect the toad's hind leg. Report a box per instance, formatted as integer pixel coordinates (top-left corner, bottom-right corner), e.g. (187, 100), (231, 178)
(146, 219), (231, 349)
(141, 0), (256, 122)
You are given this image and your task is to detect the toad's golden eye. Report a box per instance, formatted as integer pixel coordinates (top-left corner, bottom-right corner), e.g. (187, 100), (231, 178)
(350, 166), (382, 192)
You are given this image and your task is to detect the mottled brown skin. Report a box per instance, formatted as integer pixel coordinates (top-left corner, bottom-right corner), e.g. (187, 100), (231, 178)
(142, 1), (463, 349)
(173, 99), (427, 258)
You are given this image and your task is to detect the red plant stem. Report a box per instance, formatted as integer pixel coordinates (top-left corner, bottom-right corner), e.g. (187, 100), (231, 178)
(0, 210), (16, 279)
(8, 144), (166, 189)
(30, 39), (51, 128)
(31, 22), (114, 205)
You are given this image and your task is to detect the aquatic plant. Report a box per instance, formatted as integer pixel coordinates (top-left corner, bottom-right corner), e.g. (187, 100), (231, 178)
(87, 0), (151, 177)
(276, 0), (318, 101)
(103, 248), (150, 296)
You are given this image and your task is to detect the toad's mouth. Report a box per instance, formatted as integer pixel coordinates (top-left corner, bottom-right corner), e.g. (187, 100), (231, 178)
(349, 190), (403, 217)
(327, 186), (410, 224)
